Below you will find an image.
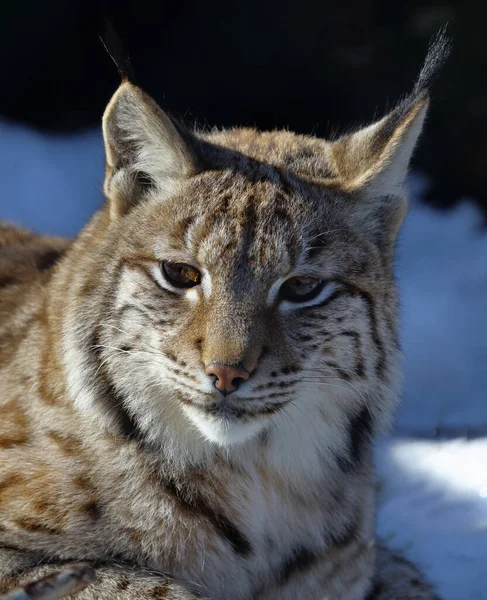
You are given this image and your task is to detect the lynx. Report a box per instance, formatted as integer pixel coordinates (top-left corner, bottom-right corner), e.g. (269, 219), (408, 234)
(0, 34), (448, 600)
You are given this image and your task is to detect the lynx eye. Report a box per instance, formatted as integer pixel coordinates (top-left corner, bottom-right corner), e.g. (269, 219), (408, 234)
(279, 276), (325, 303)
(161, 261), (201, 288)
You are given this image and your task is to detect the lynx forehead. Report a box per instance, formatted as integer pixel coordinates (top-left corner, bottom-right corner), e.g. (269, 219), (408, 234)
(0, 33), (449, 600)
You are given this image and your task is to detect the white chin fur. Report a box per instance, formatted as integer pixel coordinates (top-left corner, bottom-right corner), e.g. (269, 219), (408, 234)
(181, 404), (265, 446)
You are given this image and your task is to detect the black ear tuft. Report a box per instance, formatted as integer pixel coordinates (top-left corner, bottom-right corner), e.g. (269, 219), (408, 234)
(99, 20), (136, 84)
(412, 26), (452, 99)
(377, 28), (451, 144)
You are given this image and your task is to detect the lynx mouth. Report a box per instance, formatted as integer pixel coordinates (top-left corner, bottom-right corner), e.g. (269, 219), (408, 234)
(179, 395), (290, 445)
(179, 395), (290, 421)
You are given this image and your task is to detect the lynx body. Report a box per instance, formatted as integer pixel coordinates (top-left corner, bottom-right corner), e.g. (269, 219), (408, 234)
(0, 37), (448, 600)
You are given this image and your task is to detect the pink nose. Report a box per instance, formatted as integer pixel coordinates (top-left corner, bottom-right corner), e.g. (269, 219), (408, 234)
(205, 363), (250, 394)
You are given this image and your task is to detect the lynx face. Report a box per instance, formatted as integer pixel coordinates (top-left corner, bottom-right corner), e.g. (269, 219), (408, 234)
(64, 78), (428, 450)
(93, 175), (386, 446)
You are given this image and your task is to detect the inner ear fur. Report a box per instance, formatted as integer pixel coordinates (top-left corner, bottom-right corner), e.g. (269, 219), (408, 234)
(102, 82), (199, 218)
(331, 94), (429, 198)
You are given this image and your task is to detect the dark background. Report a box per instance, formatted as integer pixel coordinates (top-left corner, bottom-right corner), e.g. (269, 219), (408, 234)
(0, 1), (485, 216)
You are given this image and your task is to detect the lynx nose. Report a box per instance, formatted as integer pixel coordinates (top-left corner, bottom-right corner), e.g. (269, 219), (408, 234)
(205, 363), (250, 395)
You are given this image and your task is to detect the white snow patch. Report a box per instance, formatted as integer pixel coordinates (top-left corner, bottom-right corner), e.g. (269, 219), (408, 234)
(397, 174), (487, 432)
(376, 437), (487, 600)
(0, 119), (104, 236)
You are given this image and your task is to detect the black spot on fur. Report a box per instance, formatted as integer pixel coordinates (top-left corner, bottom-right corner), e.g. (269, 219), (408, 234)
(323, 360), (352, 381)
(163, 477), (252, 556)
(35, 248), (65, 271)
(156, 318), (172, 327)
(336, 407), (373, 473)
(0, 275), (17, 288)
(118, 404), (141, 439)
(365, 582), (386, 599)
(102, 378), (142, 441)
(13, 517), (62, 536)
(276, 170), (295, 196)
(328, 516), (360, 549)
(116, 576), (131, 591)
(278, 380), (299, 388)
(278, 546), (318, 585)
(81, 501), (101, 520)
(348, 408), (373, 464)
(272, 206), (291, 225)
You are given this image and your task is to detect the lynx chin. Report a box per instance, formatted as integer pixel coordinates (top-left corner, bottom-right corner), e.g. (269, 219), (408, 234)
(0, 33), (449, 600)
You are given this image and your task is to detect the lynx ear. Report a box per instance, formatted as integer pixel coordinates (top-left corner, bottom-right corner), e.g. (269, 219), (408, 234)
(331, 95), (429, 199)
(330, 30), (450, 238)
(102, 82), (198, 218)
(330, 97), (428, 240)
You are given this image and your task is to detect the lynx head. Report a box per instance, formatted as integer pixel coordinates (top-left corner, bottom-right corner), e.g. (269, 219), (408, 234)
(63, 34), (448, 454)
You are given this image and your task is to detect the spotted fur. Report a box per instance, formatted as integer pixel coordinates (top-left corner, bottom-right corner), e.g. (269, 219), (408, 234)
(0, 35), (449, 600)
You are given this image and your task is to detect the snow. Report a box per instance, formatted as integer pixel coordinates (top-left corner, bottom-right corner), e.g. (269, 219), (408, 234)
(0, 119), (104, 237)
(397, 174), (487, 434)
(376, 437), (487, 599)
(0, 118), (486, 599)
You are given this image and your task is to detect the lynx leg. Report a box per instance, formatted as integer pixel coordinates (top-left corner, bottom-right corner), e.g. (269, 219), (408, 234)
(0, 563), (95, 599)
(0, 549), (206, 600)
